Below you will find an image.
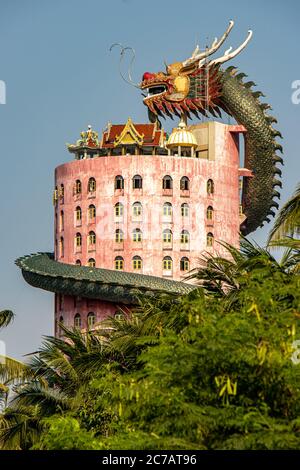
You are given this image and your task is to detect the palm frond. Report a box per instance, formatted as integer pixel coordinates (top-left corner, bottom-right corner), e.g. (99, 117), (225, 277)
(0, 405), (41, 450)
(268, 183), (300, 242)
(0, 310), (14, 329)
(0, 356), (34, 385)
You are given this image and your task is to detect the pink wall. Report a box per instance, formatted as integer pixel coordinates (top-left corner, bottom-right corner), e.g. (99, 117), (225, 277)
(54, 294), (128, 335)
(54, 122), (242, 331)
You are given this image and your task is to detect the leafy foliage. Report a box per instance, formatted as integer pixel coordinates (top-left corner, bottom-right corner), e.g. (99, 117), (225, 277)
(2, 185), (300, 450)
(3, 251), (300, 450)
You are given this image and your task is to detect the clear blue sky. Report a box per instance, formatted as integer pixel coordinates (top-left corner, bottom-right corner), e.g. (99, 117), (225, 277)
(0, 0), (299, 360)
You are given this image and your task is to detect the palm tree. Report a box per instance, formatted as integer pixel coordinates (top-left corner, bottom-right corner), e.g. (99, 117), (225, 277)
(268, 183), (300, 242)
(0, 323), (121, 449)
(0, 299), (184, 450)
(187, 236), (293, 299)
(0, 309), (34, 443)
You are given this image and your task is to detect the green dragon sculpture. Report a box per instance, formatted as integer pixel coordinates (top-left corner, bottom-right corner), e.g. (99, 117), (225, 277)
(139, 20), (282, 234)
(16, 22), (282, 305)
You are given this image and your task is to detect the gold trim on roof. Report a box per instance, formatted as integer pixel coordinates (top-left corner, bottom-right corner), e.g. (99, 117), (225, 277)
(114, 117), (144, 147)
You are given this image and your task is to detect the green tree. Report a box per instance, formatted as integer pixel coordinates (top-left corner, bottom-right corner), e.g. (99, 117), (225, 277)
(24, 258), (300, 449)
(2, 225), (300, 449)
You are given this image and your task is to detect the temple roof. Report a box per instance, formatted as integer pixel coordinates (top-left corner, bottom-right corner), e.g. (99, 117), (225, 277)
(101, 117), (166, 148)
(67, 118), (166, 153)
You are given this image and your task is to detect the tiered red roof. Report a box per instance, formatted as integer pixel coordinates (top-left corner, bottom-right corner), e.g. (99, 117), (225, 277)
(101, 120), (165, 148)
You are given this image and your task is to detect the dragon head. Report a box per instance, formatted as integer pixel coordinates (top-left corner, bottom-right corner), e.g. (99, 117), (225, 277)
(139, 20), (252, 120)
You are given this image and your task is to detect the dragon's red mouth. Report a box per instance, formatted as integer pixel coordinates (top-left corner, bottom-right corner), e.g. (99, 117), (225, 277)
(140, 72), (170, 102)
(141, 83), (168, 100)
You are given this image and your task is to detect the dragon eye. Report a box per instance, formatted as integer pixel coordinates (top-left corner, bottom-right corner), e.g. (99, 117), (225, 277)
(142, 72), (155, 81)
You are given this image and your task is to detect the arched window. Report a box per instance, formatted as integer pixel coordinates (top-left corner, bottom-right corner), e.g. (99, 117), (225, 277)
(75, 206), (82, 223)
(115, 256), (124, 271)
(181, 203), (189, 217)
(54, 185), (58, 204)
(163, 256), (173, 271)
(87, 312), (96, 329)
(88, 204), (96, 220)
(207, 206), (213, 220)
(132, 228), (142, 243)
(114, 311), (124, 320)
(207, 179), (214, 195)
(60, 210), (64, 230)
(58, 315), (64, 337)
(75, 232), (82, 248)
(133, 174), (142, 189)
(115, 202), (124, 217)
(132, 255), (142, 270)
(180, 176), (190, 191)
(207, 232), (214, 247)
(163, 229), (172, 244)
(88, 231), (96, 245)
(180, 257), (190, 271)
(59, 237), (64, 257)
(74, 313), (81, 329)
(115, 228), (124, 243)
(132, 202), (142, 218)
(162, 175), (173, 190)
(115, 175), (124, 190)
(75, 179), (82, 194)
(54, 186), (58, 204)
(75, 259), (81, 266)
(181, 230), (190, 245)
(88, 258), (96, 267)
(60, 184), (64, 199)
(88, 177), (96, 193)
(163, 202), (172, 217)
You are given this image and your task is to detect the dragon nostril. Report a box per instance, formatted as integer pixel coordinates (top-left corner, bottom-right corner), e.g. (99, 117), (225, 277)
(143, 72), (154, 81)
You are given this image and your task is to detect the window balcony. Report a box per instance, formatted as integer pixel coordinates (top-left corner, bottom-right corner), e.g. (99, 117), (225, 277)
(206, 219), (214, 227)
(180, 243), (190, 251)
(162, 215), (173, 224)
(162, 269), (173, 277)
(87, 191), (96, 199)
(180, 189), (190, 198)
(162, 188), (173, 197)
(132, 188), (143, 197)
(114, 188), (124, 197)
(114, 241), (124, 251)
(73, 193), (82, 202)
(132, 215), (143, 223)
(162, 242), (173, 251)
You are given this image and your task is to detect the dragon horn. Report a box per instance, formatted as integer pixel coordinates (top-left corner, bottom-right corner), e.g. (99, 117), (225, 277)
(211, 30), (253, 65)
(182, 20), (234, 67)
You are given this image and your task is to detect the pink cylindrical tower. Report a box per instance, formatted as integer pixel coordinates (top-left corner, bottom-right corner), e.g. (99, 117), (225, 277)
(52, 119), (246, 333)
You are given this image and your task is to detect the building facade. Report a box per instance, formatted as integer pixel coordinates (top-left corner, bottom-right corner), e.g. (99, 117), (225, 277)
(51, 117), (248, 333)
